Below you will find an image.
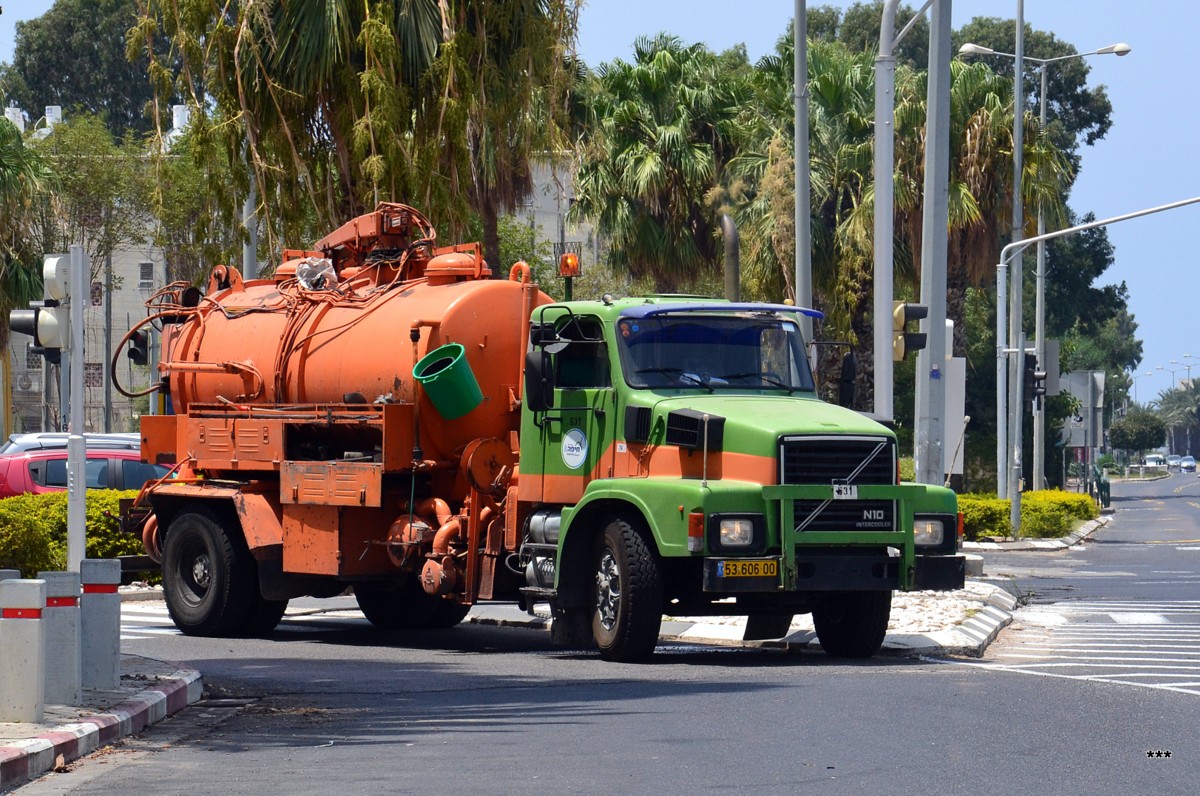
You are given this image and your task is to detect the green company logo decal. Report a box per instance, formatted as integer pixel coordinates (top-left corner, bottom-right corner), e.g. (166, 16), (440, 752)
(561, 428), (588, 469)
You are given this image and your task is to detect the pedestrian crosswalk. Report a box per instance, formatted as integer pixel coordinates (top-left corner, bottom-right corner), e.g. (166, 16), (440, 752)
(938, 600), (1200, 695)
(120, 600), (368, 641)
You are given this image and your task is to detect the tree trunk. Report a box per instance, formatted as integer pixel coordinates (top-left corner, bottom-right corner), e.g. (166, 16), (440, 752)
(482, 199), (501, 279)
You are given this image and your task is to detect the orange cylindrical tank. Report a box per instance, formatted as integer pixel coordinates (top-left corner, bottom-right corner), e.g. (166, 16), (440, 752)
(167, 267), (550, 463)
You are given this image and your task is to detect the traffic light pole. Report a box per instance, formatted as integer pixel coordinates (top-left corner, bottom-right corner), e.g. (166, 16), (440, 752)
(67, 245), (87, 571)
(997, 195), (1200, 538)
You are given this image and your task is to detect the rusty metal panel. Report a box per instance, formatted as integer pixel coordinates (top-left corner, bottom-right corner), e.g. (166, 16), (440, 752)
(234, 490), (284, 551)
(232, 418), (284, 466)
(139, 414), (178, 466)
(381, 402), (415, 472)
(283, 504), (340, 575)
(187, 417), (234, 469)
(280, 461), (382, 507)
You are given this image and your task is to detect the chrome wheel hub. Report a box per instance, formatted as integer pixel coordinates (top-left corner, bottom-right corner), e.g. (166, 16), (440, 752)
(596, 549), (620, 631)
(191, 553), (212, 591)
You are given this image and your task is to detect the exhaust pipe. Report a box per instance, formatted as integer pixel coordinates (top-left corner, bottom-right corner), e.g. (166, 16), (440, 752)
(721, 214), (740, 302)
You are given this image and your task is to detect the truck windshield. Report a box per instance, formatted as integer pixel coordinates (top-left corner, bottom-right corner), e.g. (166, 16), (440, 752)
(615, 314), (815, 392)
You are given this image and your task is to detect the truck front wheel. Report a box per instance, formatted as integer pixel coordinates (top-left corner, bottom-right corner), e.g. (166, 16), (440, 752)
(812, 590), (892, 658)
(162, 508), (256, 637)
(592, 518), (663, 662)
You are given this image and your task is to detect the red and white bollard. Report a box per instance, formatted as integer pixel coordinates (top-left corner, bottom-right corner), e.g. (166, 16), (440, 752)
(39, 570), (82, 705)
(80, 559), (121, 690)
(0, 578), (47, 722)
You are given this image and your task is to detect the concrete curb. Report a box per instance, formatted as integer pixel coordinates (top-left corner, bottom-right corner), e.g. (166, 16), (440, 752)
(963, 513), (1113, 553)
(0, 658), (202, 792)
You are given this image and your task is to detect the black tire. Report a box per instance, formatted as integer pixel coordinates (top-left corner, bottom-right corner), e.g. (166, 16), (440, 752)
(592, 518), (663, 662)
(162, 508), (257, 637)
(241, 595), (289, 637)
(812, 590), (892, 658)
(427, 599), (471, 629)
(743, 612), (794, 641)
(354, 578), (468, 630)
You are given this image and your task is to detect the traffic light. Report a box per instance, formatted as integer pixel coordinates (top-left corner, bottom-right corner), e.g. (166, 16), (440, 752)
(558, 252), (580, 277)
(8, 255), (70, 364)
(891, 301), (928, 361)
(1023, 353), (1048, 411)
(128, 330), (149, 365)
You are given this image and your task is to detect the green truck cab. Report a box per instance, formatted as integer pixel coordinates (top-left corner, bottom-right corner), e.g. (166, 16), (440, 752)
(517, 296), (964, 662)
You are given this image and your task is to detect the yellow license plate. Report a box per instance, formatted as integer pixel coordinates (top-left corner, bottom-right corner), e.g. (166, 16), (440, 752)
(719, 559), (779, 578)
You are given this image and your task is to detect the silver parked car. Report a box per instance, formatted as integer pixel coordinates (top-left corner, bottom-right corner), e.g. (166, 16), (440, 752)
(0, 432), (141, 455)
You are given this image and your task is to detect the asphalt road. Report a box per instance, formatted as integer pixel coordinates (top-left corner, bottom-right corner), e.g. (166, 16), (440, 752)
(17, 476), (1200, 795)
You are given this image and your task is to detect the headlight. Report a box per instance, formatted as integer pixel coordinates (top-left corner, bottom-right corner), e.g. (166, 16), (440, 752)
(913, 518), (944, 546)
(719, 518), (756, 548)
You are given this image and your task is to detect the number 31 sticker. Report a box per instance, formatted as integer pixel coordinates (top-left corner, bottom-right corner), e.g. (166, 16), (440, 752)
(832, 484), (858, 500)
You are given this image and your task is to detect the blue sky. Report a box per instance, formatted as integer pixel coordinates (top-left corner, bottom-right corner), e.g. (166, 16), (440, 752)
(5, 1), (1198, 400)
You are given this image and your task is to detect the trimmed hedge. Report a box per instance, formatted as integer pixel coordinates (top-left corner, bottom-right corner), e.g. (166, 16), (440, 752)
(0, 490), (144, 577)
(958, 489), (1099, 541)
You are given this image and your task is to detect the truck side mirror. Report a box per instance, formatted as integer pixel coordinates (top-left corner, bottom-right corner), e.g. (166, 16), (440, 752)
(525, 341), (565, 413)
(838, 351), (856, 408)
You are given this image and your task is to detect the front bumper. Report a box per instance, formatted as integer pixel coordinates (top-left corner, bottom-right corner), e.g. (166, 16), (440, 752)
(699, 483), (964, 594)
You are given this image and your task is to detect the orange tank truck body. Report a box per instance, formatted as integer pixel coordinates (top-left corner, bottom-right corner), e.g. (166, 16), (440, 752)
(168, 260), (535, 465)
(125, 203), (552, 636)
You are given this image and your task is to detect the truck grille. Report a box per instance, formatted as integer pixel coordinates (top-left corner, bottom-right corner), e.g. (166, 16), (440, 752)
(779, 436), (896, 532)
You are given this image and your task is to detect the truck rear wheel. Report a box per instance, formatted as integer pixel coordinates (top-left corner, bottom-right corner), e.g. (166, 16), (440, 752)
(354, 578), (469, 630)
(162, 508), (257, 637)
(592, 518), (663, 662)
(242, 595), (289, 636)
(812, 590), (892, 658)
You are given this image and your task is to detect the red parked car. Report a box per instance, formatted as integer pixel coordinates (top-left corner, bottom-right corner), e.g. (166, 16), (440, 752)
(0, 449), (170, 499)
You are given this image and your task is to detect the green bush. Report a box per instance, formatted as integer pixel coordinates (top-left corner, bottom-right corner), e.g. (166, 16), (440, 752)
(957, 489), (1098, 541)
(957, 494), (1009, 541)
(0, 490), (144, 577)
(1020, 497), (1072, 539)
(0, 496), (64, 574)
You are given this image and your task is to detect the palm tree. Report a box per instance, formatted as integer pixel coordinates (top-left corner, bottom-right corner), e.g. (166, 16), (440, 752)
(571, 34), (748, 292)
(1154, 384), (1200, 457)
(0, 118), (52, 351)
(134, 1), (578, 268)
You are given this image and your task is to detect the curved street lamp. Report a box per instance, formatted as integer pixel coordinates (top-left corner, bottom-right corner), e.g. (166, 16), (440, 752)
(1134, 371), (1154, 404)
(959, 39), (1131, 492)
(1158, 364), (1184, 390)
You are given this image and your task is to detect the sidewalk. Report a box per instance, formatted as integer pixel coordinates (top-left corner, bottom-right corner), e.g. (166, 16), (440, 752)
(0, 654), (202, 791)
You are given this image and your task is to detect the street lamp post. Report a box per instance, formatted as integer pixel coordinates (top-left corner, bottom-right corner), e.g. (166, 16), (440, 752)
(1134, 370), (1153, 404)
(1157, 364), (1184, 390)
(959, 39), (1131, 492)
(1180, 354), (1200, 388)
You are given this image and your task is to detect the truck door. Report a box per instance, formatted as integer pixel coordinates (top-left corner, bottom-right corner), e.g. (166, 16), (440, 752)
(541, 317), (614, 504)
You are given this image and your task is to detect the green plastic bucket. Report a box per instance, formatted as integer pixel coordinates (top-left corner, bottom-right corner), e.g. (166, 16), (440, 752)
(413, 342), (483, 420)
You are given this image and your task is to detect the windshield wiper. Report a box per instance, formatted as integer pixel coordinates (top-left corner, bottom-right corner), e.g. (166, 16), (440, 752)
(634, 367), (715, 392)
(718, 371), (798, 392)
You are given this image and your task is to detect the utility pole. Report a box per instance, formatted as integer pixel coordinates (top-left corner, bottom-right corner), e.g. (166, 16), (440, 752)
(794, 0), (812, 340)
(67, 245), (87, 571)
(1006, 0), (1026, 514)
(914, 0), (953, 485)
